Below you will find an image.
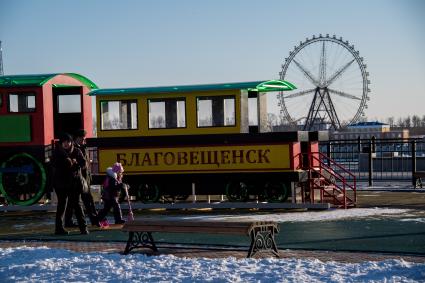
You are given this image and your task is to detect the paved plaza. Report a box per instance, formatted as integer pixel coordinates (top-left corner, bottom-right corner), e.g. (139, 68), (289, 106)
(0, 190), (424, 262)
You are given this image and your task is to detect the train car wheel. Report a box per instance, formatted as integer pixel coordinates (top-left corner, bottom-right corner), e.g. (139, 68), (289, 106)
(225, 181), (249, 202)
(263, 182), (289, 203)
(137, 183), (160, 203)
(0, 153), (46, 206)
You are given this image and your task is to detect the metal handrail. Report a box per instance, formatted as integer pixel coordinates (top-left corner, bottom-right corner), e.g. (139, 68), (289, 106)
(299, 151), (356, 208)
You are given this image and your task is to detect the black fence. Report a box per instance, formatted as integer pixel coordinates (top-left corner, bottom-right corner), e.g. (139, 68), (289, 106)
(319, 138), (425, 185)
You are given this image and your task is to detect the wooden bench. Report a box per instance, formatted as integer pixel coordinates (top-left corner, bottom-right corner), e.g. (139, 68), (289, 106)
(122, 219), (280, 258)
(413, 171), (425, 188)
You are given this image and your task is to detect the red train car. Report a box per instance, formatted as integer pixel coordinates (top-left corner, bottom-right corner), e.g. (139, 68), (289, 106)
(0, 73), (97, 205)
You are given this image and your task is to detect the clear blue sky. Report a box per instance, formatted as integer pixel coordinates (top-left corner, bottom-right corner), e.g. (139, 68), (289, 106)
(1, 0), (424, 120)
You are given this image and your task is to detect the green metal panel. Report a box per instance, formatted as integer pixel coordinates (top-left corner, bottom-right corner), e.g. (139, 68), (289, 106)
(0, 115), (31, 142)
(89, 80), (296, 96)
(0, 74), (55, 86)
(0, 73), (98, 89)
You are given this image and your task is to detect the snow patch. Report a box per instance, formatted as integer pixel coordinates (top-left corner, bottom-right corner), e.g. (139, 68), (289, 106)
(0, 247), (424, 282)
(399, 218), (425, 223)
(171, 208), (411, 223)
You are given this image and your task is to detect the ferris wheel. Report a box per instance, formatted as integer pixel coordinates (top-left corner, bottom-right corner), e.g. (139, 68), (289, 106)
(278, 34), (370, 130)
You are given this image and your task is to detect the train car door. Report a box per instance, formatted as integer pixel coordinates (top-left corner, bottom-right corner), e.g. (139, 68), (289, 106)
(52, 86), (83, 138)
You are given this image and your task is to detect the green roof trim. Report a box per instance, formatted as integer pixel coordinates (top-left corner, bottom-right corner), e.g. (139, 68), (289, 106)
(0, 73), (98, 89)
(89, 80), (296, 96)
(66, 73), (98, 89)
(251, 80), (297, 92)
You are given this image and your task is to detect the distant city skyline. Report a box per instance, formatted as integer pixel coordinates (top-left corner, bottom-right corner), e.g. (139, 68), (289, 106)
(1, 0), (424, 121)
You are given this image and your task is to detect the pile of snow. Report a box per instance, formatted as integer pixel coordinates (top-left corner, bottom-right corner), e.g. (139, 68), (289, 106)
(173, 208), (411, 223)
(1, 247), (424, 282)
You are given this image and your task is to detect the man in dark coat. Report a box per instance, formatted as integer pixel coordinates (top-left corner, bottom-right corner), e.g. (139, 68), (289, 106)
(65, 129), (100, 227)
(53, 133), (89, 235)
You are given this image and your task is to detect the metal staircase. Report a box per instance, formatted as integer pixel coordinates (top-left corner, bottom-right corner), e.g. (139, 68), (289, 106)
(300, 152), (357, 208)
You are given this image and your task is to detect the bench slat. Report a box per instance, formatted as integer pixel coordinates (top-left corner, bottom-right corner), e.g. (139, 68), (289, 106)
(123, 220), (277, 235)
(123, 225), (250, 234)
(122, 222), (252, 228)
(124, 220), (274, 227)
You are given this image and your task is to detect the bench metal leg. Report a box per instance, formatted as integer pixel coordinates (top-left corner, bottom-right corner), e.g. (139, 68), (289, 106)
(123, 231), (158, 255)
(247, 226), (279, 258)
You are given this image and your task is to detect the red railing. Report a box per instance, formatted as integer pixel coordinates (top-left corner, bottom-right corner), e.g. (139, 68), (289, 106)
(296, 152), (357, 208)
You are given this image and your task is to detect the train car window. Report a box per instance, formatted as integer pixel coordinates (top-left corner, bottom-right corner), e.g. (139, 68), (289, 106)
(148, 98), (186, 129)
(248, 97), (258, 126)
(57, 94), (81, 113)
(100, 100), (138, 130)
(8, 92), (36, 113)
(197, 96), (235, 127)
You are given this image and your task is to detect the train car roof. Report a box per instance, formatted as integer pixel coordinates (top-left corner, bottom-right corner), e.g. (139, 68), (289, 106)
(0, 73), (98, 89)
(89, 80), (296, 96)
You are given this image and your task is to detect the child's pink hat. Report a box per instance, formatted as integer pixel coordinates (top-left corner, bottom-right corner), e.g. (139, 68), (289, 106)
(112, 162), (124, 173)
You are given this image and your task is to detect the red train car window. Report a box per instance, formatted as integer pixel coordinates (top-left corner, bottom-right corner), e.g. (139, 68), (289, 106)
(8, 92), (36, 113)
(57, 94), (81, 113)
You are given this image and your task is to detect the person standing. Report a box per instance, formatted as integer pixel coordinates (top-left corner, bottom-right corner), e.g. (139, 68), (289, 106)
(65, 129), (100, 227)
(53, 133), (89, 235)
(97, 163), (127, 225)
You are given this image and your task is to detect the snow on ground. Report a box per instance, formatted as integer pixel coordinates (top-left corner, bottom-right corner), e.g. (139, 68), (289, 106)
(170, 208), (412, 223)
(1, 247), (424, 283)
(399, 218), (425, 223)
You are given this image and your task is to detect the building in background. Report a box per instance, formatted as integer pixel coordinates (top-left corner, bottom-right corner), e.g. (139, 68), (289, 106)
(331, 122), (409, 140)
